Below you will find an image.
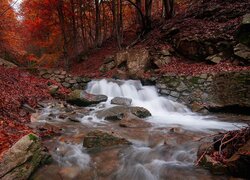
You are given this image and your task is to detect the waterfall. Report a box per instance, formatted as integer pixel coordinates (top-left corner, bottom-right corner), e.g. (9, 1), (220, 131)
(86, 79), (239, 131)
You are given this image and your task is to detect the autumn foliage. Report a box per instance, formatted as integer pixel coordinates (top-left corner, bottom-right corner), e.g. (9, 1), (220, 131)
(0, 66), (69, 155)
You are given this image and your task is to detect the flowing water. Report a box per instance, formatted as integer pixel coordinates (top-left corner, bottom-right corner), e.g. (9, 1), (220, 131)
(32, 79), (245, 180)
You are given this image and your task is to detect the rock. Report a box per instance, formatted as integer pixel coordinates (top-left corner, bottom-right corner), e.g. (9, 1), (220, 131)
(237, 13), (250, 46)
(226, 139), (250, 179)
(127, 48), (150, 75)
(96, 106), (151, 120)
(111, 97), (132, 106)
(21, 103), (36, 113)
(177, 39), (206, 59)
(234, 43), (250, 63)
(200, 155), (227, 175)
(69, 79), (77, 84)
(42, 73), (51, 79)
(0, 58), (17, 68)
(62, 82), (71, 88)
(100, 60), (116, 73)
(67, 90), (108, 106)
(0, 134), (49, 180)
(176, 82), (187, 92)
(119, 113), (151, 128)
(161, 49), (171, 56)
(83, 130), (131, 148)
(191, 102), (206, 112)
(104, 55), (115, 64)
(197, 142), (215, 158)
(114, 51), (128, 66)
(206, 53), (223, 64)
(153, 56), (172, 68)
(80, 77), (91, 83)
(170, 91), (180, 98)
(48, 85), (59, 96)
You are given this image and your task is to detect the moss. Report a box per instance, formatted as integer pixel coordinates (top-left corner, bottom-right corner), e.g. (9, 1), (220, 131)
(29, 134), (38, 141)
(190, 77), (200, 84)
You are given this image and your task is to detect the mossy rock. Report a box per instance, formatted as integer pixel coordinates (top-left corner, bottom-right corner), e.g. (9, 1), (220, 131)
(83, 130), (131, 149)
(0, 134), (49, 180)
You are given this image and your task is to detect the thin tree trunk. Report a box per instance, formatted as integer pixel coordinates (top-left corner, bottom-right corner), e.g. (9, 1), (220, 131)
(57, 0), (69, 70)
(95, 0), (102, 47)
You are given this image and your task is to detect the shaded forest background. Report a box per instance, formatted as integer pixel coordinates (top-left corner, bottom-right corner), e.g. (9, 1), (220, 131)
(0, 0), (189, 68)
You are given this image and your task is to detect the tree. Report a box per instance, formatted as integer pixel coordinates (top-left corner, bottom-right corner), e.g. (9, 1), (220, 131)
(0, 0), (24, 61)
(163, 0), (175, 19)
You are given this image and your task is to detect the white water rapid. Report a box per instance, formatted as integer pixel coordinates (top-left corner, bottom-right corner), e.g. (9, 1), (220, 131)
(86, 79), (239, 131)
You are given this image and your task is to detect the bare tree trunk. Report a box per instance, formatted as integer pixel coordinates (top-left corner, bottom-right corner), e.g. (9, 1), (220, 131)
(145, 0), (152, 31)
(162, 0), (174, 19)
(57, 0), (69, 70)
(95, 0), (102, 47)
(70, 0), (78, 61)
(119, 0), (123, 44)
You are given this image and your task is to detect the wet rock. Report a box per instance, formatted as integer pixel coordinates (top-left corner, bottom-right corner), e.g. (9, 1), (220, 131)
(67, 90), (108, 107)
(96, 106), (151, 120)
(111, 97), (132, 106)
(169, 127), (184, 134)
(200, 155), (228, 175)
(35, 123), (62, 137)
(190, 102), (206, 112)
(0, 134), (49, 180)
(59, 166), (81, 179)
(197, 142), (214, 158)
(83, 130), (131, 148)
(234, 43), (250, 63)
(119, 113), (151, 128)
(226, 139), (250, 179)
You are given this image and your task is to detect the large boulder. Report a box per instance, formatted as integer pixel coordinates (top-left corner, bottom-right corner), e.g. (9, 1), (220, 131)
(111, 97), (132, 106)
(237, 13), (250, 47)
(114, 51), (128, 67)
(83, 130), (131, 148)
(96, 106), (151, 121)
(0, 134), (49, 180)
(127, 48), (150, 75)
(66, 90), (108, 106)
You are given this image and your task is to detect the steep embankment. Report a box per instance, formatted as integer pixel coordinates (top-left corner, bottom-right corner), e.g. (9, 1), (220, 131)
(70, 0), (250, 78)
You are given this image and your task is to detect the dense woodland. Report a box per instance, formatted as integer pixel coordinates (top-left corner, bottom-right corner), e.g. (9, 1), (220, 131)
(0, 0), (178, 68)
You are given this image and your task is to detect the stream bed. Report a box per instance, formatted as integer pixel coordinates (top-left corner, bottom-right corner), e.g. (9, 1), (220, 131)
(31, 79), (247, 180)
